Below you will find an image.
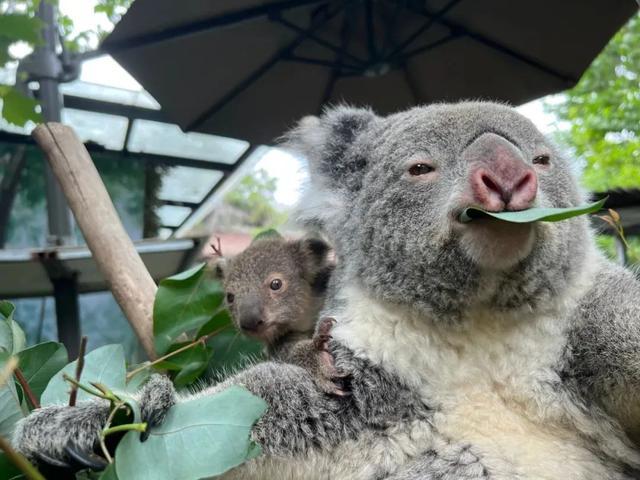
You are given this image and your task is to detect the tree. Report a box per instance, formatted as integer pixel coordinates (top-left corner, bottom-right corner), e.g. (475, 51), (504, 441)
(0, 0), (132, 127)
(224, 168), (288, 228)
(546, 14), (640, 192)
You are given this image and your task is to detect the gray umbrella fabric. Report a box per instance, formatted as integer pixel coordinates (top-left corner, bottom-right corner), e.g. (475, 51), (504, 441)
(103, 0), (637, 144)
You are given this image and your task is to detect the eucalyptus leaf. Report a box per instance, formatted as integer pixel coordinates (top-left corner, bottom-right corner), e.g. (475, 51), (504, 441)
(41, 344), (126, 406)
(115, 386), (267, 480)
(252, 229), (282, 242)
(459, 198), (606, 224)
(155, 342), (213, 388)
(0, 87), (42, 127)
(0, 301), (26, 355)
(196, 308), (232, 338)
(0, 452), (23, 480)
(154, 263), (224, 355)
(16, 342), (68, 401)
(206, 330), (264, 378)
(0, 352), (23, 438)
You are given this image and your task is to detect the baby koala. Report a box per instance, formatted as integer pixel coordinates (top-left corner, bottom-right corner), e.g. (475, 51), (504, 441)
(213, 233), (347, 396)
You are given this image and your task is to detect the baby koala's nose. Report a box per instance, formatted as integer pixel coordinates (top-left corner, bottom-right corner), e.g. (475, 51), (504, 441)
(240, 314), (264, 332)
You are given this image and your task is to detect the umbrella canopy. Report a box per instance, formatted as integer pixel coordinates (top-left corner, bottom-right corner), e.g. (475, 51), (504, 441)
(103, 0), (637, 144)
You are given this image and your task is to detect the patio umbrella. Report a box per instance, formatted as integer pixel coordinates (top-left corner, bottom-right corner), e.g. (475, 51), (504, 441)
(102, 0), (637, 144)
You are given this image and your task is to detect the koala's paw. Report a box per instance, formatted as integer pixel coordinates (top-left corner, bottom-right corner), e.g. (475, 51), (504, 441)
(312, 317), (351, 397)
(139, 374), (177, 441)
(13, 400), (110, 470)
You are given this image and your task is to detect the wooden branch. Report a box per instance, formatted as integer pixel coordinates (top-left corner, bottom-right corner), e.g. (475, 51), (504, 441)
(69, 336), (87, 406)
(14, 368), (40, 410)
(32, 123), (157, 359)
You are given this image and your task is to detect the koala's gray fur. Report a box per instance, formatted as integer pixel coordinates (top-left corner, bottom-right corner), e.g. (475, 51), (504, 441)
(13, 102), (640, 479)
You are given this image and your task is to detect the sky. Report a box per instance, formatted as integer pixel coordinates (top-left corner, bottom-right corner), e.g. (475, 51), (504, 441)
(55, 1), (562, 207)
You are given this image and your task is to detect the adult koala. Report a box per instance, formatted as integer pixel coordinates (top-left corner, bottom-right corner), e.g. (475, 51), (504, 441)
(13, 102), (640, 479)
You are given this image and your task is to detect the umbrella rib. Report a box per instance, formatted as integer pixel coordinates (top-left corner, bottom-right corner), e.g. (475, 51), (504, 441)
(273, 16), (366, 67)
(103, 0), (328, 53)
(385, 0), (463, 61)
(389, 0), (577, 84)
(186, 4), (343, 132)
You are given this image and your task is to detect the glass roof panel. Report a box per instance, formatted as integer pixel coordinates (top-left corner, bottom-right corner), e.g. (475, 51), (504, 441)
(158, 166), (224, 203)
(156, 205), (192, 228)
(60, 80), (161, 110)
(127, 119), (249, 164)
(61, 108), (128, 150)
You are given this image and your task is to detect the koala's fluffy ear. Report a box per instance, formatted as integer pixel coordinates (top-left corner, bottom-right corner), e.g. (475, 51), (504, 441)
(285, 106), (378, 230)
(291, 237), (334, 293)
(209, 257), (227, 280)
(285, 106), (377, 191)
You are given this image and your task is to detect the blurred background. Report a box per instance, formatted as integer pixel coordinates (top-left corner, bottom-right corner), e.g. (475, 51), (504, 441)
(0, 0), (638, 361)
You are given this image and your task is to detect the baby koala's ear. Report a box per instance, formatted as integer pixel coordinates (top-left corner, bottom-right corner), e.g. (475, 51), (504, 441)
(292, 237), (334, 292)
(209, 257), (227, 280)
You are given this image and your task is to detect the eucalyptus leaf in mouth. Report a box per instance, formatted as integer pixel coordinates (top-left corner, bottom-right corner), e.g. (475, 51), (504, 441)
(459, 197), (607, 224)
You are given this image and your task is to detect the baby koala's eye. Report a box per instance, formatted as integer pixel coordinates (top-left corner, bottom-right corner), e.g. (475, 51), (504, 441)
(408, 163), (434, 176)
(270, 279), (282, 291)
(532, 154), (550, 166)
(226, 293), (235, 303)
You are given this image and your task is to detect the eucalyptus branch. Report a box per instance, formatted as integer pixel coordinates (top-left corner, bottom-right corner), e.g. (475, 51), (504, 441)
(14, 368), (40, 409)
(69, 336), (88, 407)
(103, 422), (147, 437)
(62, 373), (113, 401)
(99, 403), (123, 463)
(0, 436), (45, 480)
(126, 325), (230, 381)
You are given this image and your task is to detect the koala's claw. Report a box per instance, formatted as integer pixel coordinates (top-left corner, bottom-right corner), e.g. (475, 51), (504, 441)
(64, 444), (108, 471)
(312, 317), (352, 397)
(34, 450), (71, 469)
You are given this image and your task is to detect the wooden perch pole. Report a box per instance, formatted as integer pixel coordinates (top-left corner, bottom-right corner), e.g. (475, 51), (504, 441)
(33, 123), (157, 360)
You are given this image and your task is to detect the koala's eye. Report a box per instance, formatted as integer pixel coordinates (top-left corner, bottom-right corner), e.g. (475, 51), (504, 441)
(270, 279), (282, 291)
(226, 293), (235, 303)
(532, 154), (550, 166)
(408, 163), (434, 176)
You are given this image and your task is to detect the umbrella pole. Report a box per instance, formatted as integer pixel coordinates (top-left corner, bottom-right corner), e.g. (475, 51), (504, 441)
(32, 123), (158, 360)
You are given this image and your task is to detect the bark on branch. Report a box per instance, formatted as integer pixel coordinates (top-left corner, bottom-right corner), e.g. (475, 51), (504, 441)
(32, 123), (157, 359)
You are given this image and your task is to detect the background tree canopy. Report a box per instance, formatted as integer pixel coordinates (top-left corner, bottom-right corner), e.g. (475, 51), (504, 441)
(546, 13), (639, 192)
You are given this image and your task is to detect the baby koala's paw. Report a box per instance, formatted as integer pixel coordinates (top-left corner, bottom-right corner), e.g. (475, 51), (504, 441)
(312, 317), (351, 397)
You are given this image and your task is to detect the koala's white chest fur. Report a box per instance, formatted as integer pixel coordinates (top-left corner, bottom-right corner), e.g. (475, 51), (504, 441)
(331, 285), (637, 479)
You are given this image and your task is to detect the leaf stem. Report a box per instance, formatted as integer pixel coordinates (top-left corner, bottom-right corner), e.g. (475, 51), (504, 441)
(103, 422), (147, 437)
(69, 336), (88, 407)
(126, 325), (229, 381)
(62, 373), (112, 401)
(14, 367), (40, 409)
(0, 435), (45, 480)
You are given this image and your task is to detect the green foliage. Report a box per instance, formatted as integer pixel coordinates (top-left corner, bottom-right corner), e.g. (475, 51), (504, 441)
(0, 352), (23, 438)
(16, 341), (67, 399)
(0, 300), (25, 354)
(546, 14), (640, 191)
(41, 344), (126, 405)
(460, 198), (606, 223)
(0, 85), (41, 126)
(153, 263), (224, 355)
(0, 0), (133, 126)
(224, 169), (288, 228)
(115, 386), (266, 480)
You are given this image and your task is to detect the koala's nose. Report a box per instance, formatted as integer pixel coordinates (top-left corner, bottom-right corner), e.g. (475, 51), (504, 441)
(239, 315), (264, 332)
(466, 133), (538, 211)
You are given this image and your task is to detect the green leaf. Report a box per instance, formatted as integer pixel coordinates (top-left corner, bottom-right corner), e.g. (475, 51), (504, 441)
(115, 386), (267, 480)
(0, 14), (43, 44)
(0, 87), (42, 127)
(99, 463), (119, 480)
(0, 353), (24, 438)
(155, 342), (213, 388)
(0, 452), (23, 480)
(0, 301), (26, 355)
(206, 330), (264, 377)
(41, 344), (126, 406)
(196, 308), (232, 338)
(252, 229), (282, 242)
(153, 263), (224, 355)
(459, 198), (607, 224)
(16, 342), (68, 401)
